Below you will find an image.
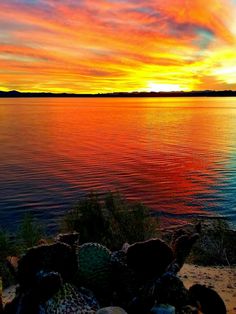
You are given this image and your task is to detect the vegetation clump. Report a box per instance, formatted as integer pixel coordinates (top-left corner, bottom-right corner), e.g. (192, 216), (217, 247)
(62, 192), (159, 250)
(1, 192), (236, 292)
(18, 213), (43, 250)
(0, 214), (44, 288)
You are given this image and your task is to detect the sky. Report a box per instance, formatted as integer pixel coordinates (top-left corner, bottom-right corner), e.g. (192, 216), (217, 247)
(0, 0), (236, 93)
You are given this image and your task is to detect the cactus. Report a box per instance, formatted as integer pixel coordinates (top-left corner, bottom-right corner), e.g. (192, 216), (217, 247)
(77, 243), (112, 294)
(42, 283), (99, 314)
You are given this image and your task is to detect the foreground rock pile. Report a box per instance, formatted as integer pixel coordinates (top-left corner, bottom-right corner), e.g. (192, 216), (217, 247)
(1, 227), (227, 314)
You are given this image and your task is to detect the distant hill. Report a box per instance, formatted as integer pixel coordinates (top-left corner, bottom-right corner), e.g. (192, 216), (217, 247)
(1, 90), (236, 98)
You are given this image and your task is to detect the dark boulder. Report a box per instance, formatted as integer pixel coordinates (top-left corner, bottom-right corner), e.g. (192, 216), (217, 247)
(154, 273), (190, 310)
(189, 284), (226, 314)
(96, 307), (127, 314)
(127, 271), (189, 313)
(172, 234), (199, 268)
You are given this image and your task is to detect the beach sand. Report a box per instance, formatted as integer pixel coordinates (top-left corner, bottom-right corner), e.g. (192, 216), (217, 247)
(179, 264), (236, 314)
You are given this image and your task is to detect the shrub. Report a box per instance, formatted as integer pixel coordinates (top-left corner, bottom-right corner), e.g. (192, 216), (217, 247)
(188, 219), (236, 266)
(18, 213), (44, 249)
(63, 192), (159, 250)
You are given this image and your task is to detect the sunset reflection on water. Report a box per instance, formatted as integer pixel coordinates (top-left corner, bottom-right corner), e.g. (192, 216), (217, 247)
(0, 97), (236, 231)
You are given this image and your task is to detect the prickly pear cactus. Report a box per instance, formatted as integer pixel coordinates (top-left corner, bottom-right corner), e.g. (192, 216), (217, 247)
(77, 243), (112, 294)
(41, 283), (99, 314)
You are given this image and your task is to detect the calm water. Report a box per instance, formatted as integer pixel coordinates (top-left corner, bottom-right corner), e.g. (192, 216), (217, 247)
(0, 97), (236, 232)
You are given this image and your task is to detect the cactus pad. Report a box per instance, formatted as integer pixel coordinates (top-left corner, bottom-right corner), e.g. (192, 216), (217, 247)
(42, 283), (99, 314)
(77, 243), (112, 294)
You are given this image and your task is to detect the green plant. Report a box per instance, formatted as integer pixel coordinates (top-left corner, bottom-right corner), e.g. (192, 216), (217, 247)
(63, 192), (107, 244)
(63, 192), (159, 250)
(18, 213), (44, 249)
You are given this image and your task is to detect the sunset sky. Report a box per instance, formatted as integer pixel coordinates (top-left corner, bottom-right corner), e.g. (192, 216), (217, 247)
(1, 0), (236, 93)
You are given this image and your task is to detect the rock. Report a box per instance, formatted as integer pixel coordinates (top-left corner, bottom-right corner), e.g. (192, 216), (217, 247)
(3, 272), (62, 313)
(41, 283), (99, 314)
(17, 242), (78, 291)
(2, 285), (18, 308)
(6, 256), (19, 276)
(126, 239), (174, 281)
(96, 306), (127, 314)
(150, 304), (175, 314)
(172, 234), (199, 268)
(154, 273), (190, 310)
(189, 284), (226, 314)
(127, 272), (189, 314)
(77, 243), (112, 297)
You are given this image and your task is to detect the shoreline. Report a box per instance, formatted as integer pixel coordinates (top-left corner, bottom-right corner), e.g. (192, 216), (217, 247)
(1, 90), (236, 98)
(179, 264), (236, 314)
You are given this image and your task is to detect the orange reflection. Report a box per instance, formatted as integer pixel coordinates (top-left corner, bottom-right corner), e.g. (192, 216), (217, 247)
(1, 97), (234, 227)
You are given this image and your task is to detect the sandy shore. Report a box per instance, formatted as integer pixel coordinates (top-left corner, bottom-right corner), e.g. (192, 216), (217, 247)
(179, 264), (236, 314)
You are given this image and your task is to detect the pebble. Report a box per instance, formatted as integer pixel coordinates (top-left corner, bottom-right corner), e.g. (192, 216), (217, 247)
(96, 307), (127, 314)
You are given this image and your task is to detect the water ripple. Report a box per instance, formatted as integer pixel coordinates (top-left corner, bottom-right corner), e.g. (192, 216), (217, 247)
(0, 97), (236, 232)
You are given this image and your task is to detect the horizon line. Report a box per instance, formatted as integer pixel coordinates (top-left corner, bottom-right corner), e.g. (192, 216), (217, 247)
(1, 89), (236, 98)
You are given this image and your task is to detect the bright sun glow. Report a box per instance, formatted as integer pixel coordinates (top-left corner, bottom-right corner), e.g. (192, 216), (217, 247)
(147, 82), (182, 92)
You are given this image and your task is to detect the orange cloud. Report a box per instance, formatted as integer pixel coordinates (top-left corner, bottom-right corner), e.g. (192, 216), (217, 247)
(0, 0), (236, 92)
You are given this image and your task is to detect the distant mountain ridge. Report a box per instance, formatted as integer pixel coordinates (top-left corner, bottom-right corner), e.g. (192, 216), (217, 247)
(1, 90), (236, 97)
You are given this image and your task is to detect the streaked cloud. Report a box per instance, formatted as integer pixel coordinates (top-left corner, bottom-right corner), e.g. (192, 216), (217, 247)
(0, 0), (236, 92)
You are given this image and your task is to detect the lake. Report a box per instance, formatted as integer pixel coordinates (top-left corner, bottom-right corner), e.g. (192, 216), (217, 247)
(0, 97), (236, 232)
